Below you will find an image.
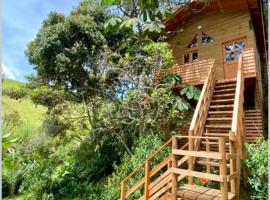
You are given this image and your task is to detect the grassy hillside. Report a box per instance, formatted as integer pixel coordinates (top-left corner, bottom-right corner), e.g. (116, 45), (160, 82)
(2, 79), (47, 139)
(2, 78), (24, 90)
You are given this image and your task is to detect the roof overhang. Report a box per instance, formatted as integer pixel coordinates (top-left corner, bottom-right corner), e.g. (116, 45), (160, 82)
(165, 0), (266, 58)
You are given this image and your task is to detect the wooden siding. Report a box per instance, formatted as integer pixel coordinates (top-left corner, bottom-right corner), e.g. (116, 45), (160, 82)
(167, 10), (258, 80)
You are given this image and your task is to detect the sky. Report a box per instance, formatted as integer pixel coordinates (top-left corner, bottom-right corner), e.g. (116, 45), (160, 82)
(3, 0), (81, 82)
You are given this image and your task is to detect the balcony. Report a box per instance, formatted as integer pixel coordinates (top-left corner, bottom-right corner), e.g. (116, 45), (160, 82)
(157, 59), (215, 85)
(157, 48), (258, 86)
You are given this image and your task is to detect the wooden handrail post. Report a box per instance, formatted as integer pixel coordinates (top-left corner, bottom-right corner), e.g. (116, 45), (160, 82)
(219, 138), (228, 200)
(188, 130), (194, 185)
(171, 136), (178, 200)
(206, 129), (211, 174)
(228, 131), (237, 195)
(144, 159), (150, 200)
(121, 181), (126, 200)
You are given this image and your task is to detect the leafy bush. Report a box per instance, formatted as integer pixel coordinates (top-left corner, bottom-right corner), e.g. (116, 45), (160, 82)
(103, 132), (170, 200)
(244, 139), (268, 199)
(3, 87), (28, 100)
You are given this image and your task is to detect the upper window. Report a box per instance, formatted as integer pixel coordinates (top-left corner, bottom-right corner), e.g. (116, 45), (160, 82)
(202, 32), (214, 44)
(184, 51), (198, 63)
(224, 41), (245, 61)
(187, 34), (198, 49)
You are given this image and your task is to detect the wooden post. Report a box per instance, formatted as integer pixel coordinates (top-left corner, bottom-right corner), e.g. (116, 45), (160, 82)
(121, 181), (126, 200)
(229, 131), (237, 195)
(219, 138), (228, 200)
(171, 136), (178, 200)
(188, 130), (194, 185)
(144, 160), (150, 200)
(206, 129), (211, 174)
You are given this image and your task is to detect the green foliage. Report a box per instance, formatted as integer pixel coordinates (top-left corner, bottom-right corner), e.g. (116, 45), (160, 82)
(244, 139), (268, 199)
(30, 86), (72, 110)
(160, 73), (181, 85)
(3, 148), (27, 198)
(104, 132), (169, 200)
(101, 0), (172, 35)
(181, 85), (201, 101)
(3, 87), (29, 100)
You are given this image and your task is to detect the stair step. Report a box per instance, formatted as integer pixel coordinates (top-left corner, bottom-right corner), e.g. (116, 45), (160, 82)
(205, 124), (231, 129)
(215, 83), (236, 89)
(214, 88), (235, 94)
(196, 160), (230, 168)
(216, 78), (236, 84)
(203, 133), (229, 137)
(208, 111), (233, 115)
(201, 141), (229, 146)
(211, 99), (235, 104)
(177, 184), (235, 200)
(210, 105), (234, 109)
(206, 117), (232, 121)
(212, 93), (235, 99)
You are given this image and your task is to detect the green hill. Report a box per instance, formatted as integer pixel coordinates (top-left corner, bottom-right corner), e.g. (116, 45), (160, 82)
(3, 78), (24, 90)
(2, 79), (47, 139)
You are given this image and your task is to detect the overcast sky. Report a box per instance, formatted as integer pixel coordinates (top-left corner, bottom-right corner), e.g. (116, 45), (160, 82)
(3, 0), (81, 82)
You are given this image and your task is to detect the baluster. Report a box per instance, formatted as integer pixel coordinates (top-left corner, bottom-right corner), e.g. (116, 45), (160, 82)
(144, 160), (150, 200)
(121, 180), (126, 200)
(219, 138), (228, 200)
(172, 136), (178, 200)
(188, 130), (194, 185)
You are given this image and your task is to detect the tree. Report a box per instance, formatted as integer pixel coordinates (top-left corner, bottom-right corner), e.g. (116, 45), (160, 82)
(25, 2), (125, 130)
(102, 0), (190, 36)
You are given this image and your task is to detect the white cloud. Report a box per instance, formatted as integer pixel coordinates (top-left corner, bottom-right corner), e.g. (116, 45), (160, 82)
(2, 64), (17, 80)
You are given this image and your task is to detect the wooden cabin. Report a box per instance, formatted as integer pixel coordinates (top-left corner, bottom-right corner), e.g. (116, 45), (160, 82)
(120, 1), (267, 200)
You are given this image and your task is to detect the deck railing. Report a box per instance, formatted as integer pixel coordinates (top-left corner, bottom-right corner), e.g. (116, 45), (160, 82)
(157, 59), (215, 85)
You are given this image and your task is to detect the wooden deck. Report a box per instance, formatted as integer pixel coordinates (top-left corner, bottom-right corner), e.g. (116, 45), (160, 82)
(177, 185), (235, 200)
(157, 48), (257, 86)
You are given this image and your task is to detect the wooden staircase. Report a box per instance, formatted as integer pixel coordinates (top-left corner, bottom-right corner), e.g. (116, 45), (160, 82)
(120, 51), (261, 200)
(244, 109), (264, 143)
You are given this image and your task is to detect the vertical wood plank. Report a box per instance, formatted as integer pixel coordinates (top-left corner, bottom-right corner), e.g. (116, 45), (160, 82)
(206, 130), (211, 174)
(171, 136), (178, 200)
(144, 160), (150, 200)
(219, 138), (228, 200)
(121, 181), (126, 200)
(188, 130), (194, 185)
(229, 131), (237, 195)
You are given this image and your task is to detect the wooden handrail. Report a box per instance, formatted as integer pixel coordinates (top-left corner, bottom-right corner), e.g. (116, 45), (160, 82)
(231, 52), (244, 133)
(121, 138), (172, 184)
(189, 60), (216, 133)
(120, 138), (189, 200)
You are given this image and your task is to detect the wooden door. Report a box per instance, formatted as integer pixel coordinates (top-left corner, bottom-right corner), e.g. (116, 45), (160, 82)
(222, 38), (246, 79)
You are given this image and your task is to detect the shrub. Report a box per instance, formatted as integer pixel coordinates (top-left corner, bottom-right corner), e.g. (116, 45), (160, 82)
(244, 139), (268, 199)
(3, 87), (28, 100)
(102, 132), (170, 200)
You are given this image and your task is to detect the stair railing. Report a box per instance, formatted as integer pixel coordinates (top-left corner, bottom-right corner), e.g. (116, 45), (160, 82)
(229, 51), (245, 198)
(120, 138), (189, 200)
(172, 135), (236, 200)
(188, 60), (216, 184)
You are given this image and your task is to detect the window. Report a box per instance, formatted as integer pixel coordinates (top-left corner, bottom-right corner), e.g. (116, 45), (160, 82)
(225, 41), (245, 61)
(184, 54), (190, 63)
(202, 32), (214, 44)
(192, 52), (198, 61)
(187, 34), (198, 49)
(184, 51), (198, 63)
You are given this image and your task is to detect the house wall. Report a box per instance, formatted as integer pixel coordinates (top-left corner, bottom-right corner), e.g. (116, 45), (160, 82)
(167, 10), (259, 80)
